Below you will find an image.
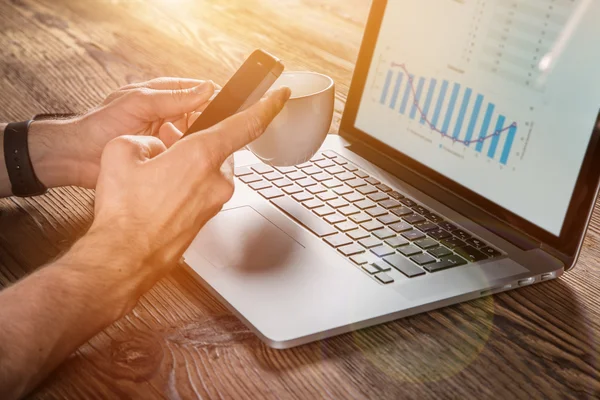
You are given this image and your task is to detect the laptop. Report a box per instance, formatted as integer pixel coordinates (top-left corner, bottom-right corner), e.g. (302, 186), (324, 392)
(183, 0), (600, 348)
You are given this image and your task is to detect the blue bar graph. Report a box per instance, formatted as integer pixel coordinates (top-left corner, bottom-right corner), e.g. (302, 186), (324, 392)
(380, 70), (393, 105)
(399, 74), (414, 114)
(431, 80), (448, 128)
(476, 103), (495, 153)
(421, 79), (437, 124)
(410, 77), (425, 120)
(501, 124), (517, 165)
(465, 94), (484, 146)
(487, 115), (506, 159)
(389, 72), (403, 110)
(452, 88), (472, 139)
(442, 83), (460, 134)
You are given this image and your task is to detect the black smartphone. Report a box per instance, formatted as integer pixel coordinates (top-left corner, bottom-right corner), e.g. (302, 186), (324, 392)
(184, 49), (285, 136)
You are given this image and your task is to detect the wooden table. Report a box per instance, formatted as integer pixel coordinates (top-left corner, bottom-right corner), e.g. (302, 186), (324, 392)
(0, 0), (598, 398)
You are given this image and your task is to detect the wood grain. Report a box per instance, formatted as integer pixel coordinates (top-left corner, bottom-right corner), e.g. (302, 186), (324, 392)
(0, 0), (598, 398)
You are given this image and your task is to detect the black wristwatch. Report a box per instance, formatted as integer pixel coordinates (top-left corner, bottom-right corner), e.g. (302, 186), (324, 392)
(3, 113), (75, 197)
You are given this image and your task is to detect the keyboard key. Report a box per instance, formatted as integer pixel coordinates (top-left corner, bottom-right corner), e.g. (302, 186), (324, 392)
(347, 228), (370, 240)
(251, 164), (274, 174)
(343, 192), (364, 203)
(325, 165), (345, 175)
(315, 159), (335, 168)
(414, 238), (439, 249)
(249, 181), (272, 191)
(310, 154), (325, 162)
(336, 221), (358, 232)
(367, 192), (389, 202)
(324, 233), (353, 248)
(323, 179), (344, 189)
(322, 150), (337, 158)
(303, 198), (324, 209)
(466, 238), (487, 248)
(344, 163), (359, 172)
(337, 172), (356, 181)
(415, 222), (439, 232)
(324, 213), (346, 225)
(391, 206), (413, 217)
(264, 171), (283, 181)
(234, 167), (253, 177)
(327, 198), (348, 208)
(338, 243), (365, 257)
(389, 191), (404, 200)
(313, 206), (335, 217)
(440, 237), (468, 249)
(358, 185), (378, 195)
(379, 199), (401, 209)
(480, 246), (501, 257)
(359, 236), (382, 248)
(297, 162), (313, 169)
(303, 166), (321, 175)
(425, 255), (467, 272)
(429, 229), (452, 240)
(453, 230), (472, 241)
(365, 177), (380, 185)
(402, 230), (426, 241)
(371, 244), (396, 257)
(377, 214), (401, 225)
(271, 196), (337, 237)
(389, 221), (413, 233)
(362, 220), (384, 232)
(374, 272), (394, 284)
(350, 255), (368, 265)
(373, 228), (396, 239)
(412, 206), (431, 215)
(376, 184), (392, 192)
(275, 166), (296, 174)
(297, 178), (318, 187)
(428, 246), (453, 258)
(313, 172), (332, 182)
(397, 245), (422, 257)
(350, 213), (372, 224)
(383, 254), (425, 277)
(307, 184), (328, 194)
(333, 185), (353, 195)
(240, 174), (263, 184)
(400, 198), (417, 207)
(318, 192), (338, 203)
(283, 184), (303, 194)
(385, 236), (409, 248)
(426, 213), (444, 223)
(362, 264), (380, 275)
(339, 205), (361, 216)
(439, 222), (458, 232)
(455, 246), (488, 262)
(274, 179), (293, 188)
(292, 192), (313, 202)
(347, 178), (367, 188)
(354, 170), (369, 178)
(356, 199), (377, 210)
(366, 206), (388, 217)
(404, 214), (426, 224)
(259, 187), (284, 199)
(287, 171), (306, 181)
(372, 261), (392, 272)
(411, 253), (437, 266)
(332, 156), (347, 165)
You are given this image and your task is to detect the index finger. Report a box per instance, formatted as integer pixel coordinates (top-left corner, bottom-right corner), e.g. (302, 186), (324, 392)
(182, 86), (291, 168)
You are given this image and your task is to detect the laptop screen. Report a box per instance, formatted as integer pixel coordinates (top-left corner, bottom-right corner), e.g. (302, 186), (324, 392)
(354, 0), (600, 236)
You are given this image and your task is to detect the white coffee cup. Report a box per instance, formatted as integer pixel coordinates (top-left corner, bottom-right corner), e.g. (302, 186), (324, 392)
(246, 71), (335, 166)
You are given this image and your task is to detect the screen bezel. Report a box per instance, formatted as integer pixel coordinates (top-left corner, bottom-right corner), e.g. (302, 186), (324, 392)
(340, 0), (600, 256)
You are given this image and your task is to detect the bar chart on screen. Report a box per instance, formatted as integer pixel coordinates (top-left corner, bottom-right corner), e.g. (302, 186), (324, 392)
(378, 62), (522, 166)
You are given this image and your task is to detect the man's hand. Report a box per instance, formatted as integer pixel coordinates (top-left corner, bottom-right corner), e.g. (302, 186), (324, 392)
(22, 78), (216, 192)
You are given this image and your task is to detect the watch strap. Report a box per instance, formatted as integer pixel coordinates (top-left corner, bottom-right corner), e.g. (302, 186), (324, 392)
(4, 120), (48, 197)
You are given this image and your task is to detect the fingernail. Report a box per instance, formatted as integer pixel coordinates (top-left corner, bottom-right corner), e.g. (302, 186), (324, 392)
(270, 86), (291, 102)
(193, 80), (215, 94)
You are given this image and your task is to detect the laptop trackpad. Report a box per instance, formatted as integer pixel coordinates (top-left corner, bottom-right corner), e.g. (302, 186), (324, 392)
(190, 206), (303, 272)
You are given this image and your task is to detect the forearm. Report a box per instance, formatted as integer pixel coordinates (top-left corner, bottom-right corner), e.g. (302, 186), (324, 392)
(0, 120), (80, 198)
(0, 228), (146, 399)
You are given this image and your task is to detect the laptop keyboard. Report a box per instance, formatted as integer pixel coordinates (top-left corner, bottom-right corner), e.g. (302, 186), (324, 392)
(234, 151), (502, 285)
